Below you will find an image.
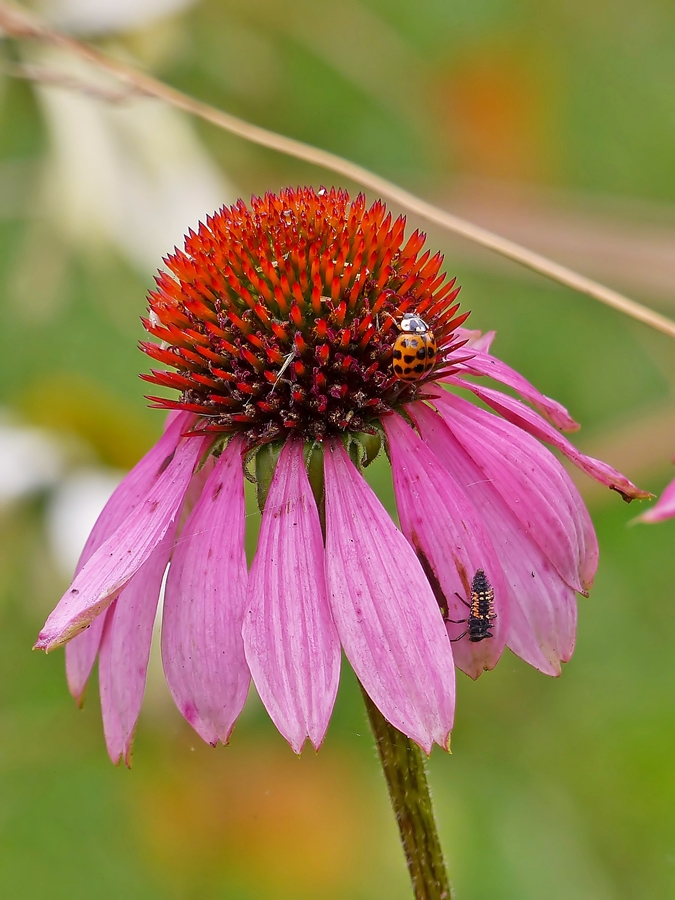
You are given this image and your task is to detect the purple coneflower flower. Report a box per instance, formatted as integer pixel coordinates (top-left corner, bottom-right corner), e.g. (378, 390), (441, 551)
(36, 187), (648, 764)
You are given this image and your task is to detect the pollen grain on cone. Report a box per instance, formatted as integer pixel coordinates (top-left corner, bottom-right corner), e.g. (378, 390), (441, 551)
(140, 187), (468, 447)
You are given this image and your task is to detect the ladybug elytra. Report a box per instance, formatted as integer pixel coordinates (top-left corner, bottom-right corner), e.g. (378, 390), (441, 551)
(392, 313), (436, 382)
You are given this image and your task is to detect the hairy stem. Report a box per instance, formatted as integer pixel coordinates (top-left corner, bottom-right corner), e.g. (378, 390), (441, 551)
(362, 688), (453, 900)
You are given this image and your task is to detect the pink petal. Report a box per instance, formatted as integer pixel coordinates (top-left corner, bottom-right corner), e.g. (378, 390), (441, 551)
(164, 409), (191, 431)
(636, 475), (675, 523)
(449, 378), (650, 501)
(384, 414), (509, 679)
(452, 353), (579, 432)
(98, 533), (175, 766)
(456, 326), (496, 353)
(64, 412), (195, 700)
(65, 614), (109, 706)
(36, 432), (207, 651)
(76, 412), (195, 570)
(162, 437), (250, 746)
(180, 454), (216, 528)
(323, 439), (455, 753)
(431, 389), (598, 594)
(244, 440), (340, 753)
(412, 402), (576, 675)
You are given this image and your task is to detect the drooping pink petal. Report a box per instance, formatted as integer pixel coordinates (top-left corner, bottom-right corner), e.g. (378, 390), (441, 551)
(98, 532), (175, 766)
(162, 437), (250, 746)
(36, 432), (207, 651)
(636, 474), (675, 523)
(431, 389), (598, 594)
(244, 440), (340, 753)
(412, 402), (576, 675)
(64, 412), (195, 701)
(76, 411), (196, 570)
(66, 614), (109, 706)
(384, 414), (508, 679)
(449, 378), (650, 501)
(324, 439), (455, 753)
(452, 354), (579, 432)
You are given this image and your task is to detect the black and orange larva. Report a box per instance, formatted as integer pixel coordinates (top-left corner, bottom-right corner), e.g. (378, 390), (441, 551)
(448, 569), (497, 643)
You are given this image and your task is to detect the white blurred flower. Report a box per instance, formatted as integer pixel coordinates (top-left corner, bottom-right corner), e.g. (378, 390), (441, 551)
(41, 0), (197, 36)
(46, 467), (124, 576)
(34, 47), (233, 272)
(27, 0), (234, 274)
(0, 414), (65, 506)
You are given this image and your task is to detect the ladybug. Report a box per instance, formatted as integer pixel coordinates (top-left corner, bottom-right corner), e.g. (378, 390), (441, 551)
(448, 569), (497, 643)
(392, 313), (436, 382)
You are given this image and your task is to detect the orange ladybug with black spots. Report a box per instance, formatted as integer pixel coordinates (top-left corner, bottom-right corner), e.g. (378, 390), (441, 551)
(392, 313), (437, 382)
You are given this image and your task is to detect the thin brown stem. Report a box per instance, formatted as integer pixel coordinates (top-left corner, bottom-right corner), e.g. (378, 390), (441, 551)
(0, 59), (137, 101)
(362, 687), (452, 900)
(1, 1), (674, 338)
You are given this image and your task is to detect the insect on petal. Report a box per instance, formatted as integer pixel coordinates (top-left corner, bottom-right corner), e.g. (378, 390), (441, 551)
(413, 401), (576, 675)
(385, 413), (508, 679)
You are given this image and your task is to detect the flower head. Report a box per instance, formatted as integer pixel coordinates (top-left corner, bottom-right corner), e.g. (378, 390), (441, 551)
(36, 187), (649, 764)
(140, 187), (467, 444)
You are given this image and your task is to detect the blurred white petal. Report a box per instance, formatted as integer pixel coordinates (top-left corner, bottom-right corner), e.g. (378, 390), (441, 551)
(0, 416), (64, 505)
(46, 467), (124, 575)
(34, 49), (233, 271)
(41, 0), (197, 36)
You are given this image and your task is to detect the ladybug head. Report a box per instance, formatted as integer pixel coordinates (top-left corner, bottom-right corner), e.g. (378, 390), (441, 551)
(399, 313), (429, 334)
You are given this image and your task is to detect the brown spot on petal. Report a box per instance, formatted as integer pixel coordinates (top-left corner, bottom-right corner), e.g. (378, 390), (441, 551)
(158, 449), (176, 475)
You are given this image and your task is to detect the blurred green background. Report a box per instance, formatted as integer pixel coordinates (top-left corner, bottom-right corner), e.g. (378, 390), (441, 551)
(1, 0), (675, 897)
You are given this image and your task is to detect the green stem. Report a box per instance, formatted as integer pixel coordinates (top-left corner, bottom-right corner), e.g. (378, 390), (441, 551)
(361, 688), (453, 900)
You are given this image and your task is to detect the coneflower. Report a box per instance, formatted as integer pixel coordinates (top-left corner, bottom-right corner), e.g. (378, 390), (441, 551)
(36, 187), (648, 767)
